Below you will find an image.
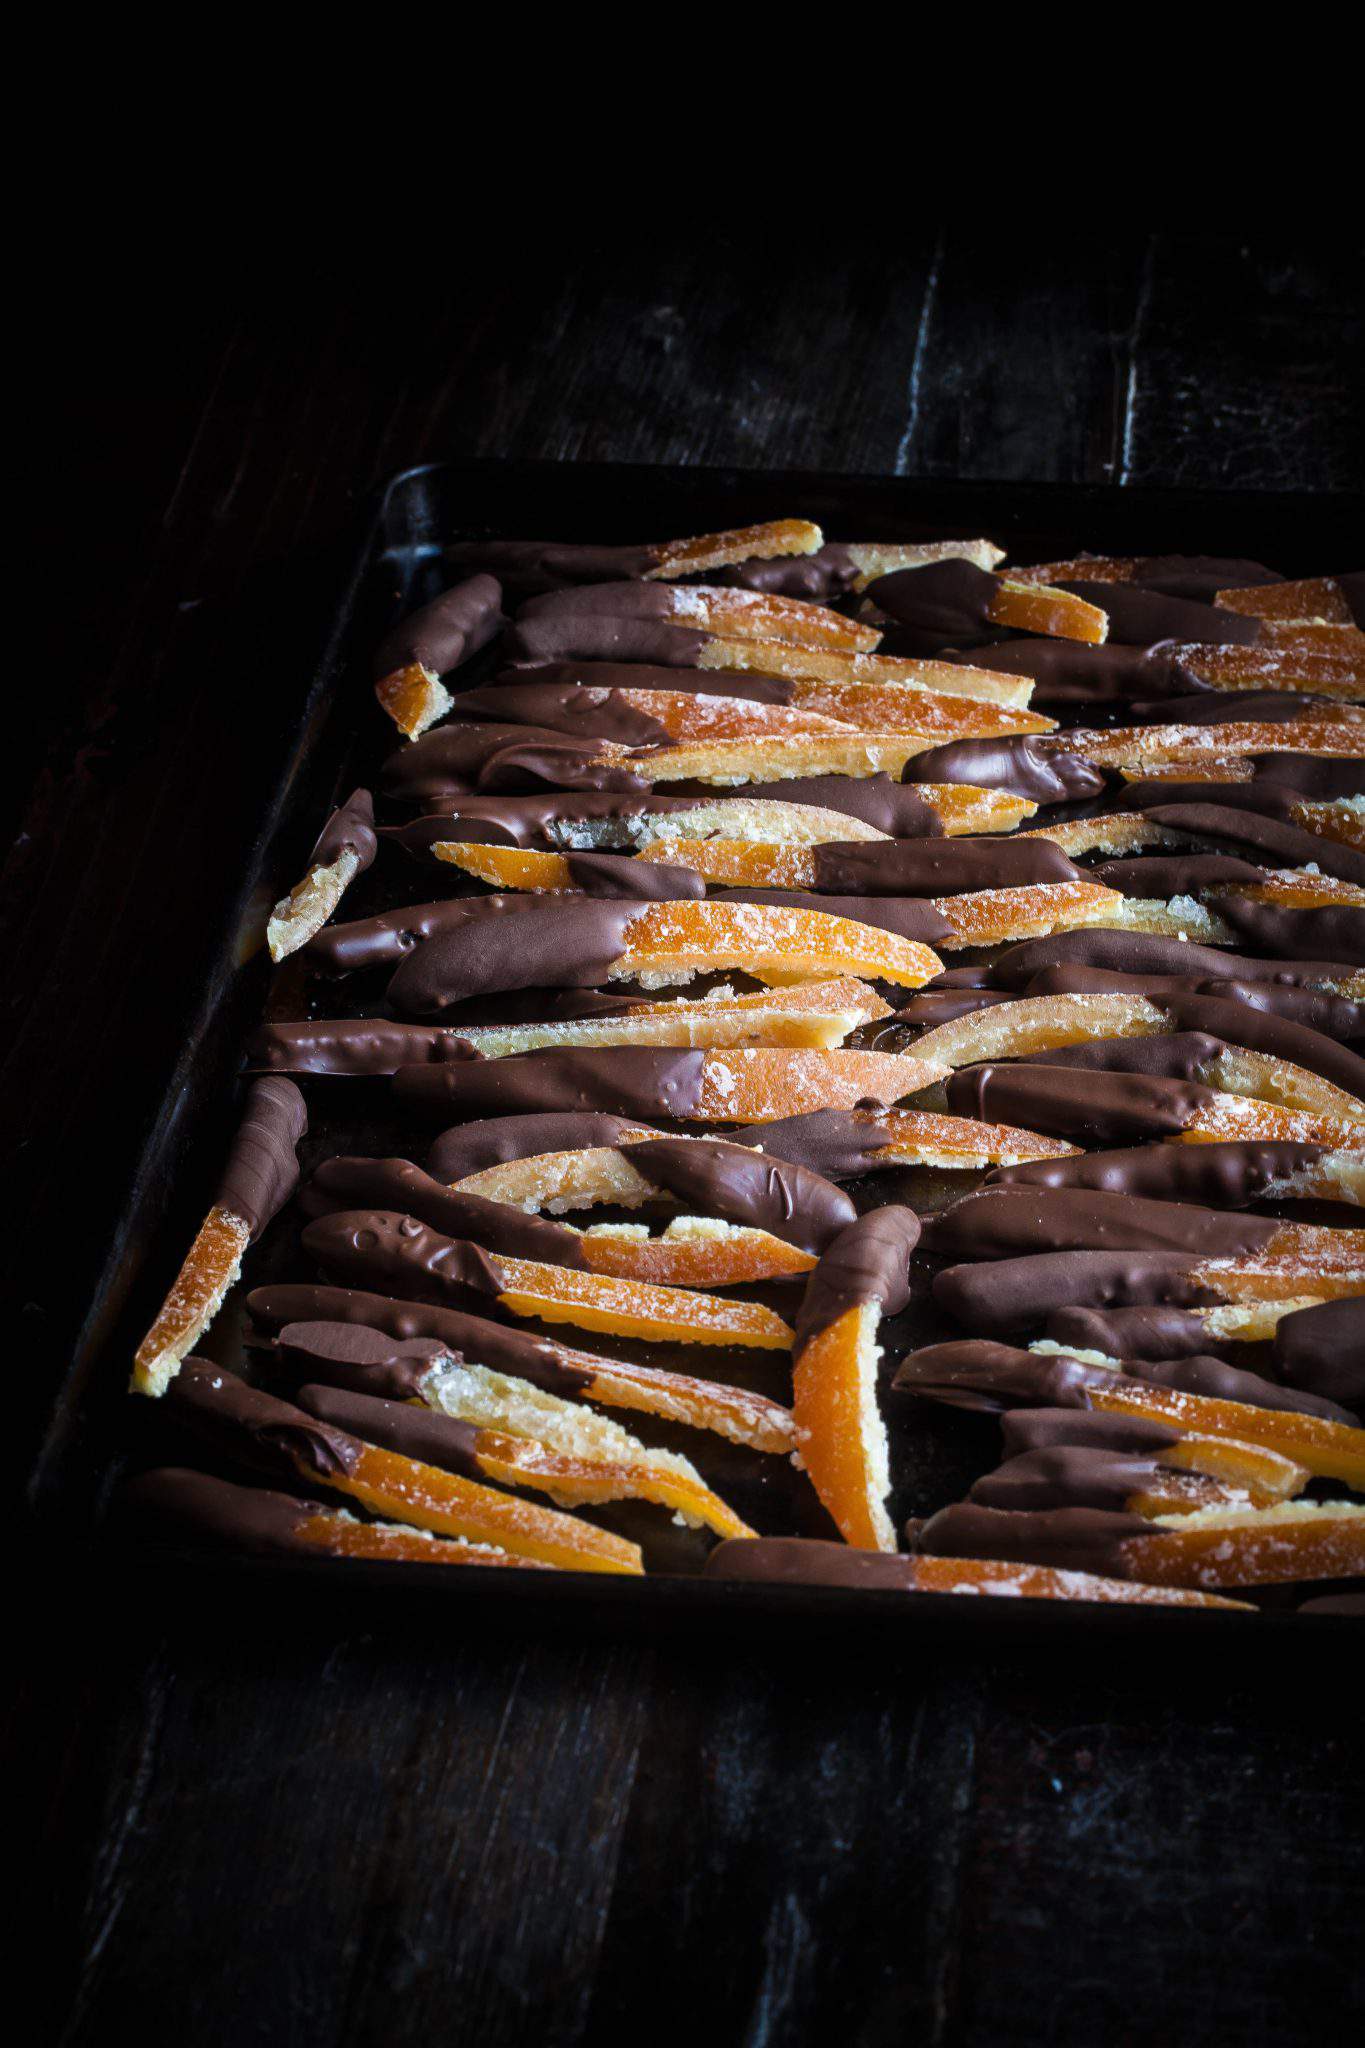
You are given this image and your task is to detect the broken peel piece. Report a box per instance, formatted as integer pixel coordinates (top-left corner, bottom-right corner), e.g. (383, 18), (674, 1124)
(647, 518), (824, 581)
(268, 810), (372, 964)
(1157, 1432), (1310, 1506)
(785, 675), (1051, 736)
(452, 980), (891, 1058)
(844, 539), (1006, 591)
(1127, 1501), (1365, 1589)
(572, 1215), (816, 1286)
(934, 880), (1123, 949)
(132, 1206), (250, 1400)
(654, 583), (881, 652)
(836, 1106), (1081, 1172)
(1215, 575), (1357, 626)
(376, 662), (452, 741)
(609, 899), (943, 990)
(987, 580), (1109, 643)
(600, 733), (977, 787)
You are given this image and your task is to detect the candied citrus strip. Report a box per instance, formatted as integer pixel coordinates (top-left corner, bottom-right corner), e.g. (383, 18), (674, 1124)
(327, 1442), (643, 1573)
(575, 1217), (816, 1285)
(454, 1144), (665, 1212)
(1176, 1099), (1365, 1146)
(793, 1301), (897, 1551)
(661, 584), (881, 652)
(1160, 1434), (1309, 1506)
(986, 580), (1108, 642)
(570, 1357), (794, 1451)
(1296, 801), (1365, 850)
(1125, 1502), (1365, 1589)
(600, 734), (965, 785)
(787, 677), (1051, 738)
(1216, 576), (1356, 625)
(1220, 874), (1365, 909)
(1170, 642), (1365, 699)
(612, 689), (856, 741)
(492, 1255), (794, 1349)
(861, 1106), (1079, 1168)
(1058, 720), (1365, 769)
(692, 1048), (943, 1121)
(133, 1205), (250, 1399)
(933, 880), (1123, 949)
(699, 638), (1040, 710)
(1082, 1383), (1365, 1489)
(298, 1515), (545, 1568)
(1188, 1254), (1365, 1307)
(614, 899), (943, 989)
(906, 1555), (1250, 1608)
(1005, 555), (1146, 588)
(376, 662), (452, 741)
(845, 539), (1006, 590)
(647, 518), (822, 580)
(449, 980), (889, 1057)
(470, 1429), (753, 1538)
(268, 846), (365, 964)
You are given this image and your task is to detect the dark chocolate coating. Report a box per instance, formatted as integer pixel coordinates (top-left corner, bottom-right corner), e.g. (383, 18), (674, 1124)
(166, 1358), (360, 1481)
(945, 1064), (1214, 1144)
(1208, 898), (1365, 968)
(1023, 1032), (1225, 1082)
(620, 1137), (855, 1254)
(970, 1446), (1170, 1514)
(505, 611), (708, 668)
(427, 1112), (653, 1183)
(1094, 854), (1269, 896)
(452, 681), (673, 748)
(382, 724), (650, 803)
(119, 1467), (325, 1557)
(560, 852), (705, 900)
(702, 1536), (922, 1591)
(386, 898), (638, 1016)
(214, 1077), (307, 1238)
(301, 1157), (587, 1268)
(941, 637), (1185, 706)
(1118, 779), (1301, 818)
(275, 1322), (449, 1399)
(1126, 557), (1282, 602)
(1296, 1593), (1365, 1617)
(809, 835), (1079, 897)
(715, 544), (860, 601)
(893, 1339), (1099, 1412)
(1337, 570), (1365, 630)
(1021, 963), (1365, 1043)
(1136, 802), (1365, 887)
(295, 1383), (485, 1481)
(516, 581), (683, 626)
(384, 792), (693, 853)
(738, 773), (942, 836)
(1130, 692), (1340, 727)
(1273, 1298), (1365, 1411)
(731, 1108), (899, 1181)
(246, 1285), (594, 1396)
(1128, 1353), (1353, 1422)
(992, 1139), (1328, 1210)
(710, 888), (951, 948)
(1057, 580), (1261, 648)
(933, 1250), (1222, 1335)
(922, 1186), (1275, 1263)
(794, 1205), (919, 1350)
(986, 927), (1360, 992)
(373, 574), (505, 680)
(302, 1211), (507, 1306)
(1251, 755), (1365, 801)
(891, 989), (1017, 1032)
(1157, 990), (1365, 1100)
(246, 1020), (477, 1077)
(1044, 1304), (1229, 1364)
(863, 561), (999, 648)
(304, 895), (529, 974)
(309, 788), (377, 873)
(393, 1048), (708, 1123)
(906, 735), (1105, 805)
(1000, 1409), (1182, 1458)
(442, 539), (659, 594)
(914, 1502), (1148, 1577)
(495, 662), (792, 707)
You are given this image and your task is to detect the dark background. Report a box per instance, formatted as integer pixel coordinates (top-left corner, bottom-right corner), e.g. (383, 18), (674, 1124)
(14, 235), (1365, 2045)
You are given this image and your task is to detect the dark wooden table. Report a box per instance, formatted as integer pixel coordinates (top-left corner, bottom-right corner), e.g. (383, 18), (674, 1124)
(16, 236), (1365, 2047)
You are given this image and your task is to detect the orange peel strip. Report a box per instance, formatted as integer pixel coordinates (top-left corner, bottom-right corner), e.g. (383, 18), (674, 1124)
(295, 1510), (547, 1568)
(785, 677), (1052, 737)
(793, 1300), (897, 1551)
(549, 686), (861, 744)
(330, 1440), (643, 1573)
(855, 1106), (1080, 1170)
(1158, 1433), (1309, 1506)
(1056, 720), (1365, 769)
(471, 1430), (753, 1537)
(691, 1048), (944, 1121)
(698, 637), (1040, 710)
(1077, 1380), (1365, 1490)
(376, 661), (453, 741)
(1174, 645), (1365, 701)
(267, 847), (364, 964)
(1124, 1502), (1365, 1589)
(904, 1554), (1251, 1608)
(1216, 576), (1356, 625)
(845, 539), (1006, 590)
(492, 1254), (794, 1350)
(987, 580), (1108, 643)
(659, 584), (881, 652)
(133, 1205), (251, 1399)
(573, 1217), (816, 1286)
(612, 899), (944, 990)
(933, 880), (1125, 950)
(454, 978), (888, 1058)
(646, 518), (823, 581)
(595, 734), (978, 786)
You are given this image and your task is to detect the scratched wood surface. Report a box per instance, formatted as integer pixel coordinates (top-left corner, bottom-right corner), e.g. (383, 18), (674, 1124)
(14, 235), (1365, 2047)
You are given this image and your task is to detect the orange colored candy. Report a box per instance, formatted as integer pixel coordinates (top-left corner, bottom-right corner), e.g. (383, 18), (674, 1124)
(615, 899), (944, 989)
(987, 579), (1109, 643)
(133, 1205), (251, 1399)
(1215, 576), (1357, 625)
(793, 1301), (897, 1551)
(1058, 719), (1364, 769)
(689, 1048), (944, 1121)
(574, 1220), (816, 1286)
(376, 661), (452, 740)
(298, 1515), (548, 1569)
(1082, 1382), (1365, 1490)
(659, 583), (880, 652)
(647, 518), (822, 581)
(933, 880), (1123, 948)
(785, 677), (1051, 738)
(493, 1254), (795, 1350)
(1125, 1504), (1365, 1589)
(469, 1428), (753, 1539)
(904, 1554), (1250, 1608)
(699, 638), (1042, 712)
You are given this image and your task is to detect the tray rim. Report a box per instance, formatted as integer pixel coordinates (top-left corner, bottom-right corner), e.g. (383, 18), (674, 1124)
(32, 454), (1365, 1637)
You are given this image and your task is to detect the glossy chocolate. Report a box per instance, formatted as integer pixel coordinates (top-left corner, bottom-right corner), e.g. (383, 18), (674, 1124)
(427, 1112), (654, 1182)
(999, 1409), (1181, 1458)
(731, 1108), (900, 1181)
(1273, 1298), (1365, 1411)
(862, 561), (999, 648)
(934, 1250), (1222, 1334)
(275, 1321), (449, 1399)
(166, 1358), (360, 1480)
(373, 574), (505, 680)
(382, 724), (649, 803)
(301, 1157), (587, 1267)
(1094, 853), (1269, 895)
(1208, 898), (1365, 968)
(923, 1186), (1275, 1262)
(993, 1139), (1328, 1208)
(214, 1077), (307, 1238)
(119, 1468), (329, 1557)
(618, 1137), (855, 1253)
(309, 788), (377, 873)
(393, 1048), (708, 1122)
(303, 895), (528, 974)
(505, 611), (709, 668)
(387, 898), (638, 1016)
(443, 538), (659, 593)
(986, 928), (1360, 992)
(810, 835), (1079, 897)
(246, 1020), (477, 1077)
(1251, 755), (1365, 800)
(738, 773), (943, 836)
(794, 1206), (919, 1349)
(496, 662), (792, 706)
(295, 1383), (485, 1481)
(1043, 1304), (1230, 1363)
(1024, 1032), (1226, 1082)
(914, 1502), (1148, 1576)
(1057, 580), (1260, 648)
(702, 1536), (922, 1590)
(945, 1064), (1214, 1144)
(454, 681), (673, 747)
(1127, 802), (1365, 887)
(970, 1445), (1171, 1513)
(384, 792), (692, 853)
(906, 735), (1105, 805)
(558, 852), (703, 899)
(715, 544), (860, 601)
(942, 638), (1186, 706)
(302, 1211), (508, 1306)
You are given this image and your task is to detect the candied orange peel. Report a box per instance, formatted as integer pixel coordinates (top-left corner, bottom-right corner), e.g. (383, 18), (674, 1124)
(794, 1300), (897, 1552)
(646, 518), (823, 581)
(593, 733), (984, 786)
(986, 579), (1109, 643)
(1216, 575), (1358, 626)
(448, 979), (892, 1058)
(903, 1555), (1251, 1608)
(491, 1254), (795, 1350)
(295, 1512), (547, 1569)
(608, 899), (944, 990)
(688, 1048), (945, 1121)
(781, 676), (1052, 737)
(654, 583), (881, 652)
(1055, 719), (1365, 771)
(133, 1205), (251, 1399)
(933, 880), (1124, 950)
(1171, 644), (1365, 702)
(571, 1216), (816, 1287)
(267, 846), (367, 964)
(844, 539), (1006, 590)
(1124, 1502), (1365, 1589)
(698, 638), (1041, 711)
(375, 662), (453, 741)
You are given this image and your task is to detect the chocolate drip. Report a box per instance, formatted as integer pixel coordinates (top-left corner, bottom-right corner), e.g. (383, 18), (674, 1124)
(214, 1077), (307, 1238)
(970, 1446), (1170, 1513)
(715, 544), (859, 601)
(914, 1502), (1147, 1577)
(1251, 755), (1365, 800)
(794, 1206), (919, 1349)
(386, 898), (638, 1016)
(1000, 1410), (1181, 1458)
(923, 1186), (1275, 1262)
(703, 1536), (921, 1590)
(451, 681), (672, 747)
(119, 1468), (325, 1557)
(302, 1211), (508, 1306)
(906, 735), (1104, 805)
(246, 1020), (476, 1077)
(428, 1112), (652, 1182)
(373, 574), (505, 680)
(382, 723), (650, 803)
(620, 1137), (855, 1254)
(1273, 1298), (1365, 1411)
(393, 1048), (708, 1122)
(1057, 580), (1261, 648)
(309, 788), (377, 873)
(295, 1384), (485, 1481)
(731, 1108), (898, 1181)
(443, 539), (660, 594)
(301, 1157), (587, 1268)
(993, 1139), (1328, 1209)
(934, 1250), (1222, 1334)
(810, 835), (1079, 897)
(561, 852), (704, 899)
(246, 1284), (594, 1395)
(945, 1064), (1214, 1144)
(1208, 898), (1365, 968)
(166, 1358), (360, 1480)
(710, 888), (952, 947)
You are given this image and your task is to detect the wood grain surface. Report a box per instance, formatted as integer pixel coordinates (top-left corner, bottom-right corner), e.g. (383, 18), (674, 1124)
(14, 234), (1365, 2047)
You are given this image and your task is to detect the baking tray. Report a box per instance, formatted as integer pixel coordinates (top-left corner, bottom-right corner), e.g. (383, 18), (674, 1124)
(29, 459), (1365, 1642)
